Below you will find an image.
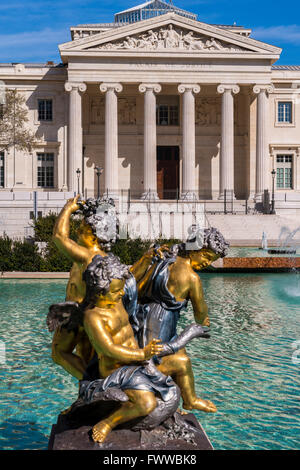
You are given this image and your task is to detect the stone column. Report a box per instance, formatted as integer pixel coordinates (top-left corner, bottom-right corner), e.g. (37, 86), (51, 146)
(178, 84), (201, 200)
(217, 84), (240, 199)
(139, 83), (161, 199)
(100, 83), (123, 198)
(253, 84), (274, 199)
(64, 82), (87, 193)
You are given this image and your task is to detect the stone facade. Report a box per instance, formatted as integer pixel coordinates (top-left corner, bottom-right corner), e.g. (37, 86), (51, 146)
(0, 7), (300, 237)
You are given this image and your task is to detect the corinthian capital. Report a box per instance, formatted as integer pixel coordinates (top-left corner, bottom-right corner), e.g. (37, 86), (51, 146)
(253, 84), (274, 95)
(138, 83), (162, 94)
(178, 84), (201, 94)
(64, 82), (87, 93)
(217, 84), (240, 95)
(100, 83), (123, 93)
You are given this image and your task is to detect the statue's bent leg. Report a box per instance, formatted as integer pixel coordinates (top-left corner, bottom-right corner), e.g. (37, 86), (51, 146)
(92, 389), (157, 443)
(158, 349), (217, 413)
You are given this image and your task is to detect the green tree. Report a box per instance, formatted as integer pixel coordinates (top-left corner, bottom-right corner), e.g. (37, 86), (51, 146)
(0, 89), (36, 153)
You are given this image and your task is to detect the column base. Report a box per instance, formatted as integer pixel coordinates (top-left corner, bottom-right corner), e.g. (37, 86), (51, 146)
(254, 192), (263, 203)
(218, 191), (236, 201)
(180, 191), (198, 201)
(141, 190), (159, 201)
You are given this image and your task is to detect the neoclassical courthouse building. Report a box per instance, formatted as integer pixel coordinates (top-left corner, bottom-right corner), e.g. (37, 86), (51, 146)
(1, 0), (300, 236)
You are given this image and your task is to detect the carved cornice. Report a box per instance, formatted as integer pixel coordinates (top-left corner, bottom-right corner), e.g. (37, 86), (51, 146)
(178, 84), (201, 94)
(269, 143), (300, 157)
(217, 84), (240, 95)
(139, 83), (162, 94)
(64, 82), (87, 93)
(99, 83), (123, 93)
(253, 84), (274, 95)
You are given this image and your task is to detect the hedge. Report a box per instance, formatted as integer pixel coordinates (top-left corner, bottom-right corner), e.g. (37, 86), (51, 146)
(0, 213), (182, 272)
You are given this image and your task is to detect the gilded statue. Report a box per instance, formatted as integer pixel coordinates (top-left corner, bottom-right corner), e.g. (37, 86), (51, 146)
(47, 196), (229, 446)
(137, 227), (229, 413)
(50, 196), (162, 380)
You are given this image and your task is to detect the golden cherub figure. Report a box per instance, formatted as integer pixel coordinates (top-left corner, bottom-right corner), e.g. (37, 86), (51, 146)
(80, 254), (168, 443)
(50, 196), (162, 380)
(138, 228), (229, 413)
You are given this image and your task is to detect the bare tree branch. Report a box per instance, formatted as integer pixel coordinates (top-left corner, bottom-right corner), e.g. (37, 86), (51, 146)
(0, 89), (37, 154)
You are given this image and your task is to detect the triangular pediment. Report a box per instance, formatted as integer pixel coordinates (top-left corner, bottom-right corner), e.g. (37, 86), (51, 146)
(60, 13), (281, 57)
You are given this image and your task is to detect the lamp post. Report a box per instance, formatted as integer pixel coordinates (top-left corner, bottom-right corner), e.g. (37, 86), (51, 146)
(95, 166), (103, 199)
(76, 168), (81, 195)
(271, 169), (276, 214)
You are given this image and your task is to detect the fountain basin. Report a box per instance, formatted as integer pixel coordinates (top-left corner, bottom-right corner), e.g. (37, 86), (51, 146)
(1, 276), (299, 450)
(210, 257), (300, 272)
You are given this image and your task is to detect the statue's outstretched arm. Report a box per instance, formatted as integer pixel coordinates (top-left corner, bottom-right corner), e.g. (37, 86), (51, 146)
(53, 196), (89, 263)
(189, 275), (210, 327)
(84, 311), (163, 362)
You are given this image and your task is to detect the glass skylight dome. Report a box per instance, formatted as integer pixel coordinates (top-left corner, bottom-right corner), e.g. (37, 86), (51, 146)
(114, 1), (197, 25)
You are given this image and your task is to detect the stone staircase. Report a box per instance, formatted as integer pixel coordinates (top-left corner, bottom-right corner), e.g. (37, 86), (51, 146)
(205, 213), (300, 246)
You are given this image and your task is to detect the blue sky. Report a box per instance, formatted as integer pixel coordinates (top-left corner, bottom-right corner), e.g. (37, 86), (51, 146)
(0, 0), (299, 64)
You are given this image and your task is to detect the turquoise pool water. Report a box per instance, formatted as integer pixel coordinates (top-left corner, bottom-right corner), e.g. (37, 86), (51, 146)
(0, 274), (300, 450)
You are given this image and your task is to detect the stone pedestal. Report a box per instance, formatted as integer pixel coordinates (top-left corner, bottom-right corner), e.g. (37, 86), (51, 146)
(48, 399), (213, 451)
(49, 412), (213, 451)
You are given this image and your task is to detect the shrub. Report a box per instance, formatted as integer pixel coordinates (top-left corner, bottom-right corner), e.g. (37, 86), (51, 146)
(0, 236), (14, 271)
(0, 211), (183, 272)
(33, 212), (80, 242)
(111, 238), (152, 265)
(111, 237), (181, 265)
(41, 240), (73, 272)
(0, 238), (43, 272)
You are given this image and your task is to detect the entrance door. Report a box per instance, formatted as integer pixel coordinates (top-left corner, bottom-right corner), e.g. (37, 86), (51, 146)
(157, 146), (179, 200)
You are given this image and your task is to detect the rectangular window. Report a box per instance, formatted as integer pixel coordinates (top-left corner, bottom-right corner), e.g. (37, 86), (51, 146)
(38, 99), (53, 121)
(37, 153), (54, 188)
(156, 104), (179, 126)
(276, 155), (293, 189)
(0, 152), (4, 187)
(277, 102), (292, 123)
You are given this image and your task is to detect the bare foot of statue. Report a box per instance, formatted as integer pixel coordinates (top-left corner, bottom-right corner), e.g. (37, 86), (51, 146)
(92, 421), (112, 443)
(183, 398), (217, 413)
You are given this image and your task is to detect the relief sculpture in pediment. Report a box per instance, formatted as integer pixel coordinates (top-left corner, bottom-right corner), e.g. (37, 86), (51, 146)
(94, 25), (245, 52)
